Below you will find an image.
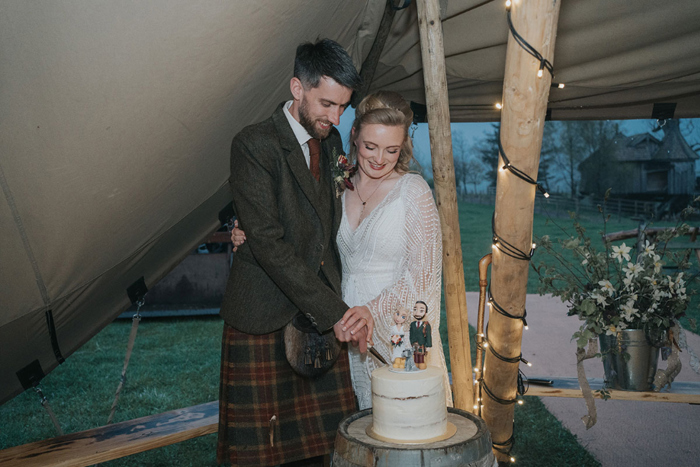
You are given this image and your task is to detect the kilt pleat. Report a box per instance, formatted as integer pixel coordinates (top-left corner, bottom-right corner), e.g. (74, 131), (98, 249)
(217, 323), (356, 466)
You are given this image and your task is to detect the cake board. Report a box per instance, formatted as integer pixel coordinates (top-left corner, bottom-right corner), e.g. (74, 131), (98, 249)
(333, 408), (497, 467)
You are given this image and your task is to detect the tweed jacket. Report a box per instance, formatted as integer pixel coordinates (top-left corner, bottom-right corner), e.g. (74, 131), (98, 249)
(220, 103), (348, 334)
(409, 320), (432, 349)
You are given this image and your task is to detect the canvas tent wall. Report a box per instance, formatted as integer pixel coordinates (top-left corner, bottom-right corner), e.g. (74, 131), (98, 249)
(2, 0), (700, 406)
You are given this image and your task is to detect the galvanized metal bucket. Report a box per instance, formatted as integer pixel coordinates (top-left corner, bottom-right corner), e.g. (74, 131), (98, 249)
(599, 329), (660, 391)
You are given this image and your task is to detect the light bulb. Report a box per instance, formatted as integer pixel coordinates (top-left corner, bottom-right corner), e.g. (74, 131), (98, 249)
(544, 192), (550, 198)
(510, 457), (516, 463)
(527, 362), (532, 367)
(483, 342), (489, 348)
(558, 83), (565, 89)
(524, 325), (529, 330)
(505, 0), (511, 9)
(537, 69), (543, 78)
(517, 399), (524, 405)
(495, 103), (502, 109)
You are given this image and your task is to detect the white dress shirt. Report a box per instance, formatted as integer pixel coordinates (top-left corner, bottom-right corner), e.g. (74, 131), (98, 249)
(283, 100), (313, 168)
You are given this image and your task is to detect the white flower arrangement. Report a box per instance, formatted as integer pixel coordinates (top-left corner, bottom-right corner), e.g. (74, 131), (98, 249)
(535, 203), (697, 349)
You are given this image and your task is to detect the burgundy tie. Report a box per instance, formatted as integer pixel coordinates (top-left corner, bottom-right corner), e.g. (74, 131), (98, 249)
(307, 138), (321, 182)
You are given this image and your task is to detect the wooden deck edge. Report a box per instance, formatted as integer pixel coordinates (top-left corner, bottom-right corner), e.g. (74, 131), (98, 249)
(525, 377), (700, 404)
(0, 401), (218, 467)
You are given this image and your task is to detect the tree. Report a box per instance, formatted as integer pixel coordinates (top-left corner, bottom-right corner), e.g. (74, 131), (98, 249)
(463, 158), (487, 194)
(551, 120), (619, 198)
(452, 131), (487, 195)
(473, 123), (501, 188)
(473, 122), (553, 191)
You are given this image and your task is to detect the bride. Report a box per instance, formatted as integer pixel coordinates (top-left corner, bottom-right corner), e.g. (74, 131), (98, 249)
(339, 91), (451, 409)
(232, 91), (452, 410)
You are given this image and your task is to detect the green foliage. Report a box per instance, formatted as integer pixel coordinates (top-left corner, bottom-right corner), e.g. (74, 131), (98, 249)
(534, 200), (699, 349)
(596, 388), (612, 401)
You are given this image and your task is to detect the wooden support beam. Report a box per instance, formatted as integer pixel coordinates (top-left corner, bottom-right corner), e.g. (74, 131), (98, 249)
(483, 0), (561, 462)
(416, 0), (473, 411)
(0, 401), (217, 467)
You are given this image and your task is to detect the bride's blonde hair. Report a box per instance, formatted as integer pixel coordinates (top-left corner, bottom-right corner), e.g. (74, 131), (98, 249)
(349, 91), (415, 174)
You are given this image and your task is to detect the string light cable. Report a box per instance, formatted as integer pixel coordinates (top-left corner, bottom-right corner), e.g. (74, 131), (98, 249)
(497, 136), (550, 199)
(488, 283), (529, 329)
(491, 212), (537, 263)
(478, 323), (532, 367)
(505, 0), (565, 89)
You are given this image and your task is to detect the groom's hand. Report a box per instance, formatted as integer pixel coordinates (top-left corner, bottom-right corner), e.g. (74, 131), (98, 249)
(334, 306), (374, 352)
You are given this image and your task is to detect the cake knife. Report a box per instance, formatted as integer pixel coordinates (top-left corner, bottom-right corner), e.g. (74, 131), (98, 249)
(368, 345), (388, 365)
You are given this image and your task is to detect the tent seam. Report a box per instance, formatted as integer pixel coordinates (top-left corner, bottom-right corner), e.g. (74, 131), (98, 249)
(0, 160), (51, 307)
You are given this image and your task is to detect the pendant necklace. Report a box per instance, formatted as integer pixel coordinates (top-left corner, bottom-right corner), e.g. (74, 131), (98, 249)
(356, 173), (390, 219)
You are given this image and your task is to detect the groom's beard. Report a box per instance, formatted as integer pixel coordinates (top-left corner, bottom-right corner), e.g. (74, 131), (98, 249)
(299, 98), (332, 140)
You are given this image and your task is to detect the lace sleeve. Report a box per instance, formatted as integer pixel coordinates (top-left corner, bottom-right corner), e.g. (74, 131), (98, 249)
(365, 175), (443, 339)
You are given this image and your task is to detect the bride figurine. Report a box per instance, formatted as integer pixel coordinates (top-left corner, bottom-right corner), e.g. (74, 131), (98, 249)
(389, 307), (410, 368)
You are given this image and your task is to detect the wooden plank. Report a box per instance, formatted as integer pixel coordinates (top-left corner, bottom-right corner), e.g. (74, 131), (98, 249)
(604, 227), (700, 243)
(0, 401), (218, 467)
(526, 377), (700, 404)
(662, 243), (700, 250)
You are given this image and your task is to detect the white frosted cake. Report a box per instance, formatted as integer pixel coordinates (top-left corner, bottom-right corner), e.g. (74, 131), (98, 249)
(370, 366), (450, 443)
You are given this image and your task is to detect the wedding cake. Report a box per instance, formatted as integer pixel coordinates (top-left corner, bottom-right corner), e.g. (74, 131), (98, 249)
(369, 366), (453, 443)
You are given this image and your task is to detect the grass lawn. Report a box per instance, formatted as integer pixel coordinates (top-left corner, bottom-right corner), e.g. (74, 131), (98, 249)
(0, 318), (223, 466)
(1, 200), (698, 465)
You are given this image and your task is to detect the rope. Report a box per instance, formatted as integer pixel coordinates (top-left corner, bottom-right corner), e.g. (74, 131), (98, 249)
(107, 299), (144, 424)
(35, 386), (64, 436)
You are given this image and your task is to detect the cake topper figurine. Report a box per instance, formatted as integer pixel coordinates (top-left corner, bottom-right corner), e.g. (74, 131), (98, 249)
(401, 347), (419, 372)
(409, 300), (431, 370)
(389, 307), (410, 369)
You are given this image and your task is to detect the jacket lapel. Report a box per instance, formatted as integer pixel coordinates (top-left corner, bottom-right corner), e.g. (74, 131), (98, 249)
(272, 105), (324, 219)
(322, 138), (343, 235)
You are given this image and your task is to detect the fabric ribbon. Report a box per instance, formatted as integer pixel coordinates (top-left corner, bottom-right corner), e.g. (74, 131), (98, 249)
(576, 338), (599, 429)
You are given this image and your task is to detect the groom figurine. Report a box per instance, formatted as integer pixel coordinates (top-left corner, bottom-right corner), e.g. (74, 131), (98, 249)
(217, 39), (372, 467)
(410, 300), (432, 370)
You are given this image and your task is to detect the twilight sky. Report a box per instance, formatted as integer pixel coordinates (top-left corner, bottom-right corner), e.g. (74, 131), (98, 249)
(337, 108), (700, 193)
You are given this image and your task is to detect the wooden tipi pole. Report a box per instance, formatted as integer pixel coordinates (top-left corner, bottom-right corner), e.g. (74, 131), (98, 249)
(416, 0), (473, 411)
(482, 0), (561, 462)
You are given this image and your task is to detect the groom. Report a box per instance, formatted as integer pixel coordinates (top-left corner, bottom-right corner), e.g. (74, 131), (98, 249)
(217, 39), (373, 467)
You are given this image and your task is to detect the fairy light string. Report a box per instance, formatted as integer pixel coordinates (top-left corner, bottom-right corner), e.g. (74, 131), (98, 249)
(480, 1), (566, 462)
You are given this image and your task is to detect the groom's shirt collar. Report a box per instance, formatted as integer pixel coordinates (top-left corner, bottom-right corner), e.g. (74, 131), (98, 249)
(283, 100), (312, 167)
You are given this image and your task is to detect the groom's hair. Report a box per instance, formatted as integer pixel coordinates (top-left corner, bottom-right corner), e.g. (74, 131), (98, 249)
(294, 38), (361, 91)
(415, 301), (428, 318)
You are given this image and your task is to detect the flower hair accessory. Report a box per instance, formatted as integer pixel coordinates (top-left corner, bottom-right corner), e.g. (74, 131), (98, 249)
(331, 148), (356, 198)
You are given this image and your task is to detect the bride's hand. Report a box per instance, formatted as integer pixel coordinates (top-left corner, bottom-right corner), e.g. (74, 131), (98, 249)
(340, 306), (374, 349)
(230, 220), (246, 252)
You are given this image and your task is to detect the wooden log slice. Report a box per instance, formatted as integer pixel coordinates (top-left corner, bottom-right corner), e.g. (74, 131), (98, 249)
(333, 408), (496, 467)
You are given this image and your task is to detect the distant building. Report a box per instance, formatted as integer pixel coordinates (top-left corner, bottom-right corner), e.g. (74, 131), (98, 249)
(579, 120), (698, 198)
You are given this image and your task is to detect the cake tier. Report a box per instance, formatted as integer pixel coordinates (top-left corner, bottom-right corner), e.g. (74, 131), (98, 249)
(371, 366), (447, 442)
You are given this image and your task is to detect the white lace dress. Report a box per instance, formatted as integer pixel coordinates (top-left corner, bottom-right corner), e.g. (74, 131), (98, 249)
(337, 173), (453, 410)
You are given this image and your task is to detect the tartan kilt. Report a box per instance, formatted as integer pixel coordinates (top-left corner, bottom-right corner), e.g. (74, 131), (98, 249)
(217, 323), (356, 466)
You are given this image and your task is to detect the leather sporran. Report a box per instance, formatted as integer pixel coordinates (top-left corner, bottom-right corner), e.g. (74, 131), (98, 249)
(284, 314), (340, 378)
